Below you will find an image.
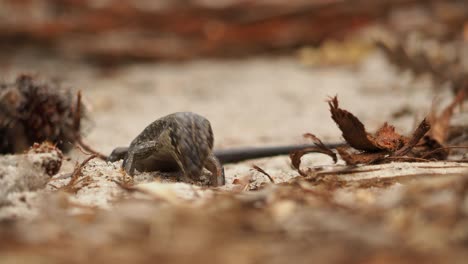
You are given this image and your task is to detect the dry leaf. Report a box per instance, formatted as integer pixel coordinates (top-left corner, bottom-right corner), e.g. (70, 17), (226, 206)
(329, 96), (409, 152)
(373, 123), (406, 151)
(290, 133), (337, 176)
(328, 96), (382, 151)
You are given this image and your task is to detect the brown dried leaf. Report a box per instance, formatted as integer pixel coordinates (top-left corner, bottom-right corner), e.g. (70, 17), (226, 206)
(303, 133), (338, 163)
(373, 123), (406, 151)
(290, 133), (337, 176)
(328, 96), (459, 164)
(328, 96), (383, 152)
(290, 149), (315, 176)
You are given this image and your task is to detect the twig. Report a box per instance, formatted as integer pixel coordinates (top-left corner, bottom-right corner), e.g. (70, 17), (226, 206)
(422, 146), (468, 159)
(112, 179), (136, 192)
(393, 118), (430, 156)
(383, 156), (432, 162)
(74, 142), (92, 155)
(252, 165), (275, 183)
(76, 137), (108, 160)
(61, 154), (97, 193)
(73, 90), (82, 132)
(71, 90), (108, 160)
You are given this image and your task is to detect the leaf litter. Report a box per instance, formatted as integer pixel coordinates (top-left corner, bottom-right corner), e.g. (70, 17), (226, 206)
(291, 91), (466, 176)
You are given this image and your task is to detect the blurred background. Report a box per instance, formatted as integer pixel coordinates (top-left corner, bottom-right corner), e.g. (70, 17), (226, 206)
(1, 0), (467, 153)
(1, 2), (468, 263)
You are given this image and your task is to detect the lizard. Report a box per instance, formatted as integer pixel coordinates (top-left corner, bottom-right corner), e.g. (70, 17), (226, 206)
(108, 112), (342, 186)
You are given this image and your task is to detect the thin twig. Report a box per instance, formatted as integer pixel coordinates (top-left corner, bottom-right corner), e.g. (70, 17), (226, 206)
(61, 154), (97, 193)
(422, 146), (468, 159)
(112, 179), (136, 192)
(393, 118), (430, 156)
(72, 90), (108, 160)
(74, 142), (92, 155)
(384, 156), (432, 162)
(73, 90), (82, 132)
(76, 137), (108, 160)
(252, 165), (275, 183)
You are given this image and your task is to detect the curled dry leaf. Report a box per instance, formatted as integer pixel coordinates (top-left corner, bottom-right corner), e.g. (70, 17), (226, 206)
(290, 133), (337, 176)
(303, 133), (338, 163)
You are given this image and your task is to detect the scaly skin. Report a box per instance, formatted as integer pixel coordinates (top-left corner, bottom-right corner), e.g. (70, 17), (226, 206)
(110, 112), (224, 186)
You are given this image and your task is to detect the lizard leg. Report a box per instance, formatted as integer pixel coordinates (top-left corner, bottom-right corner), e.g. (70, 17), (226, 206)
(122, 140), (192, 183)
(123, 141), (159, 176)
(204, 154), (225, 186)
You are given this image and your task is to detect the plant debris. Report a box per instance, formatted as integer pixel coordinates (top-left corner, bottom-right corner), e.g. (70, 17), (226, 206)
(252, 165), (275, 183)
(0, 142), (62, 205)
(28, 142), (63, 176)
(328, 96), (433, 164)
(60, 154), (97, 194)
(0, 75), (84, 154)
(292, 94), (466, 173)
(71, 91), (107, 160)
(290, 133), (337, 176)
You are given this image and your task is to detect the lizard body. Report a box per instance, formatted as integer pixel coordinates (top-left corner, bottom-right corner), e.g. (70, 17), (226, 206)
(109, 112), (341, 186)
(117, 112), (224, 186)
